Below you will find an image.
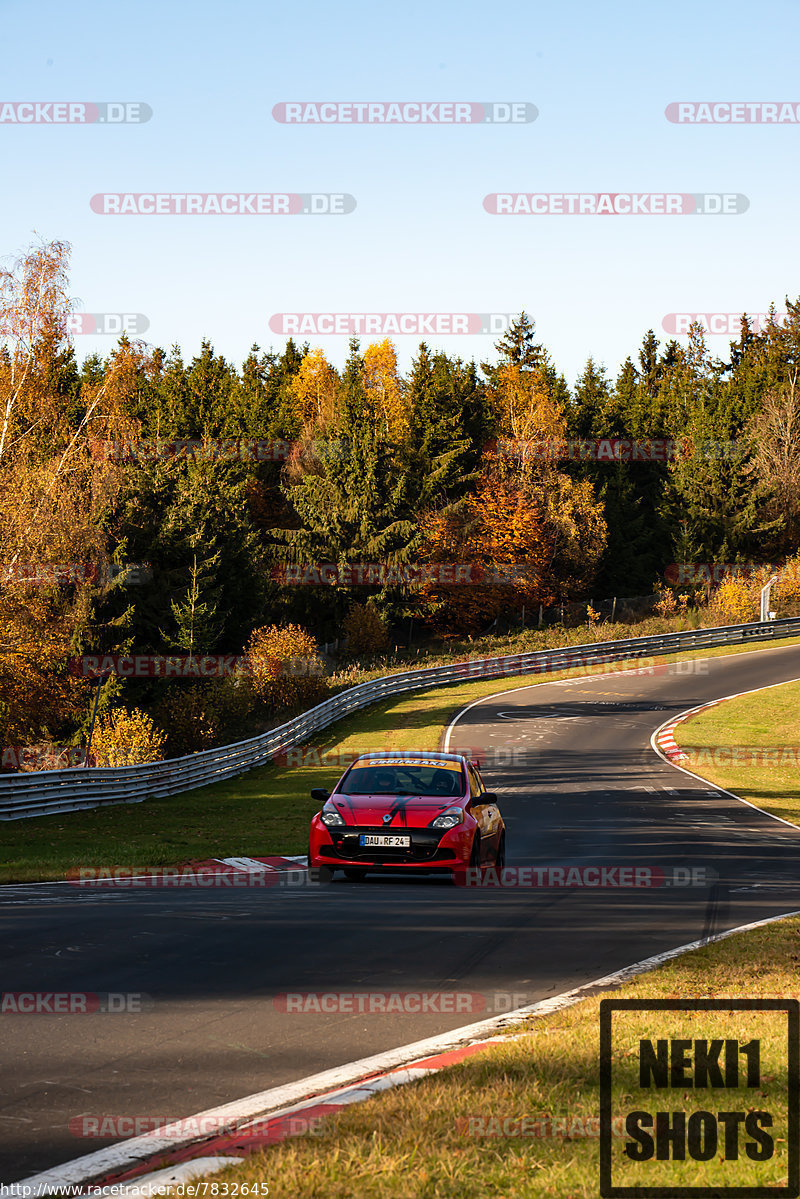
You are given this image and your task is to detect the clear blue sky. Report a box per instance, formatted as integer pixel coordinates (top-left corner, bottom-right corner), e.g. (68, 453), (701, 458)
(2, 0), (798, 385)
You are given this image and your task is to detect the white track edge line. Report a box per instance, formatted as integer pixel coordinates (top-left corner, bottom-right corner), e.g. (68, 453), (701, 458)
(649, 674), (800, 832)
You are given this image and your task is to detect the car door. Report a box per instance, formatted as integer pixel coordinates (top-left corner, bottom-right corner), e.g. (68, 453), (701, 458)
(468, 763), (502, 863)
(466, 763), (496, 863)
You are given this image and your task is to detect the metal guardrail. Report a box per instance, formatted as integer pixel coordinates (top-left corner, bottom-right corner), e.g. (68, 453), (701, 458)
(3, 616), (800, 820)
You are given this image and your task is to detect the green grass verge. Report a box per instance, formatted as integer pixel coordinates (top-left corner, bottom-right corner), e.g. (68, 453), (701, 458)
(4, 635), (800, 885)
(673, 673), (800, 826)
(198, 914), (800, 1198)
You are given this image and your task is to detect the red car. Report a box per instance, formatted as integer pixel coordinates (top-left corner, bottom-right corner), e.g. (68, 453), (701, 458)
(308, 751), (505, 884)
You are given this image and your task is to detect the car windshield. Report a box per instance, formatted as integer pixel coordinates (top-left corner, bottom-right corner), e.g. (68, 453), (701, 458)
(339, 761), (464, 797)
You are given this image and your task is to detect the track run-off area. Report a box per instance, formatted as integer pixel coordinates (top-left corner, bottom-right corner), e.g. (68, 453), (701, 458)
(3, 642), (800, 1181)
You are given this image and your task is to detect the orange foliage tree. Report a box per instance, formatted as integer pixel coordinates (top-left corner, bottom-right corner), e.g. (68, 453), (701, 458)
(0, 586), (88, 750)
(416, 364), (607, 632)
(0, 240), (146, 752)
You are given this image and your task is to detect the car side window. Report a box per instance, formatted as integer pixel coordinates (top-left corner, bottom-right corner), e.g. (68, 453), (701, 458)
(467, 764), (484, 798)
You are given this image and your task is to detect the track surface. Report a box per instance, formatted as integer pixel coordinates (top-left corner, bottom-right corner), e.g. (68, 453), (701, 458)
(3, 644), (800, 1180)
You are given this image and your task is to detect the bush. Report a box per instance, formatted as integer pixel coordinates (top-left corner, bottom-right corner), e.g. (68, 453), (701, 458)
(244, 623), (328, 713)
(342, 601), (390, 655)
(707, 573), (763, 625)
(151, 678), (255, 757)
(91, 707), (167, 767)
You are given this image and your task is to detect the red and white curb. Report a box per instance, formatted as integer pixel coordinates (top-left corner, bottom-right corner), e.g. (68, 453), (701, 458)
(653, 698), (727, 764)
(198, 855), (307, 875)
(651, 675), (800, 831)
(18, 909), (800, 1193)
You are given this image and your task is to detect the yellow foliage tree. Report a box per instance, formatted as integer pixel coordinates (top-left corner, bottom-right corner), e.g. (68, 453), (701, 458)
(490, 362), (566, 478)
(707, 572), (768, 625)
(91, 707), (167, 767)
(362, 340), (409, 443)
(288, 348), (339, 429)
(245, 623), (328, 712)
(774, 551), (800, 612)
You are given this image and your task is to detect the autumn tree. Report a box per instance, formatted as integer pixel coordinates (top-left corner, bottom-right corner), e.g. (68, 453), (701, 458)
(362, 339), (409, 443)
(288, 347), (339, 430)
(747, 371), (800, 553)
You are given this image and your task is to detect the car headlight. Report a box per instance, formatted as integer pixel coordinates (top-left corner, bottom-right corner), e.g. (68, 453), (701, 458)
(430, 807), (464, 829)
(321, 805), (345, 828)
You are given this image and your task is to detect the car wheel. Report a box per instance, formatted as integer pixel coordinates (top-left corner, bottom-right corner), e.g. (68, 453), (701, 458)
(494, 833), (506, 874)
(307, 843), (334, 884)
(453, 834), (482, 887)
(344, 869), (367, 882)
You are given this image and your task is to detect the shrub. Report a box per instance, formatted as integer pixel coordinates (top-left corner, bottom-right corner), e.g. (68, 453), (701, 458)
(342, 601), (390, 655)
(151, 678), (255, 757)
(244, 623), (328, 713)
(708, 574), (761, 625)
(91, 707), (167, 767)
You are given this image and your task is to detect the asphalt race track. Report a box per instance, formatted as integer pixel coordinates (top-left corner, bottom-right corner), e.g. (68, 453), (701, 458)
(3, 643), (800, 1180)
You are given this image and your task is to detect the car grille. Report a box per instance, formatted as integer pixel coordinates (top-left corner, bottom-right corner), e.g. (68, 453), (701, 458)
(324, 825), (450, 863)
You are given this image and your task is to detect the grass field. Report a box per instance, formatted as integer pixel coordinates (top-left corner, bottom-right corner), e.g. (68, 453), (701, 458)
(4, 636), (800, 884)
(198, 913), (800, 1198)
(672, 673), (800, 826)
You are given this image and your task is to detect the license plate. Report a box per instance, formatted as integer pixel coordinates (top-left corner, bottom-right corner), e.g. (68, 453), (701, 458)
(359, 834), (411, 848)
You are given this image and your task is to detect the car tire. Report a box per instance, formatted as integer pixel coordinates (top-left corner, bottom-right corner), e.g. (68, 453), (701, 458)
(307, 843), (334, 885)
(453, 834), (482, 887)
(344, 869), (367, 882)
(495, 833), (506, 874)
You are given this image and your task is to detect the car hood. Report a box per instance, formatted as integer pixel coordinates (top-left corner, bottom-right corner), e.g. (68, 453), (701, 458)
(327, 793), (466, 829)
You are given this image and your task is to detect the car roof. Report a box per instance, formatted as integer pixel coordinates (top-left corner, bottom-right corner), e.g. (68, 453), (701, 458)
(351, 751), (467, 765)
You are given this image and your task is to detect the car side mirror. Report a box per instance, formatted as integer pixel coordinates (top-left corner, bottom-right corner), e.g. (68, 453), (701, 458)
(482, 792), (497, 804)
(311, 787), (330, 802)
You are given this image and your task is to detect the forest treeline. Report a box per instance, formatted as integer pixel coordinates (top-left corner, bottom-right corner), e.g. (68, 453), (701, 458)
(2, 240), (800, 758)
